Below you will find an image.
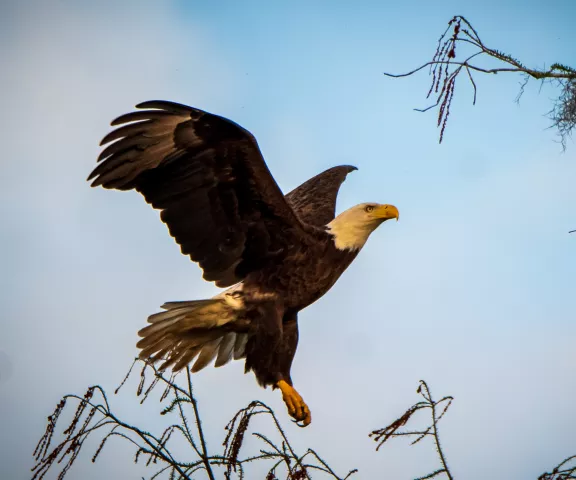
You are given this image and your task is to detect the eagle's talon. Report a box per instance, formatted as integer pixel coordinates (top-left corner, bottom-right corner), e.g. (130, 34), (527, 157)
(277, 380), (312, 427)
(293, 418), (309, 428)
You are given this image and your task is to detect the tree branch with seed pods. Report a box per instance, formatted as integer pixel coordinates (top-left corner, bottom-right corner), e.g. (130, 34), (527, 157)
(384, 15), (576, 148)
(32, 359), (357, 480)
(32, 368), (575, 479)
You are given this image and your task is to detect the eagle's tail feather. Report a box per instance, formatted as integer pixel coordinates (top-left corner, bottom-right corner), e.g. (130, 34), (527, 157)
(136, 299), (247, 373)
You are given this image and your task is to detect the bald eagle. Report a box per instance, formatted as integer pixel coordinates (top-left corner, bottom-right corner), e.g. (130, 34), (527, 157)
(88, 101), (398, 426)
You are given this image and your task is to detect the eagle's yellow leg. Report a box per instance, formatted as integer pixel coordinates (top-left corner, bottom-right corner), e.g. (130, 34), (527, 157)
(277, 380), (311, 427)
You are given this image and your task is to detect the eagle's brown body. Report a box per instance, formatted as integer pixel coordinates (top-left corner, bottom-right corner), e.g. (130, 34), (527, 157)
(241, 239), (358, 388)
(243, 233), (359, 309)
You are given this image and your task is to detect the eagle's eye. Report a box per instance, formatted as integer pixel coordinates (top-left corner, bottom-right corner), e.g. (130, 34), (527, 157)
(364, 205), (375, 213)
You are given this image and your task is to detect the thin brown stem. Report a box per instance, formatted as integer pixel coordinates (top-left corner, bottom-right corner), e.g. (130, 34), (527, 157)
(186, 367), (215, 480)
(383, 15), (576, 145)
(429, 392), (453, 480)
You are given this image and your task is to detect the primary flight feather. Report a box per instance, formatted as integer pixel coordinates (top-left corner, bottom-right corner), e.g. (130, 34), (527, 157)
(88, 100), (398, 426)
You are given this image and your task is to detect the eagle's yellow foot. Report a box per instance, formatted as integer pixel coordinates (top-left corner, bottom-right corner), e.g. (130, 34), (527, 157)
(277, 380), (311, 427)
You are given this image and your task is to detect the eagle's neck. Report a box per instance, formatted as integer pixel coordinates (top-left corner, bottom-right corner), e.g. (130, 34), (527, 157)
(325, 217), (372, 251)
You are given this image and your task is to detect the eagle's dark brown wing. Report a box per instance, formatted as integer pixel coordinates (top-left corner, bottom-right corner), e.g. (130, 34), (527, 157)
(88, 100), (315, 287)
(285, 165), (357, 226)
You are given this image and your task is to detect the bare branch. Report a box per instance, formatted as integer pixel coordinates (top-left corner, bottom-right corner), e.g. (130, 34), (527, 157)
(384, 15), (576, 146)
(370, 380), (454, 480)
(538, 454), (576, 479)
(32, 360), (355, 480)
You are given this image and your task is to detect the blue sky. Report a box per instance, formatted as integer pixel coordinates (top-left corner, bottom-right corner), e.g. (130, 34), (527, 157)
(1, 0), (575, 479)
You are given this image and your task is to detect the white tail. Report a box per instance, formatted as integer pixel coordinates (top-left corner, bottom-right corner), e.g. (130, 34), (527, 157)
(137, 288), (248, 372)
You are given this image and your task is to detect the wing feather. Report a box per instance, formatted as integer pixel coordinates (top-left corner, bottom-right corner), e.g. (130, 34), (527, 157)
(89, 101), (318, 287)
(285, 165), (357, 226)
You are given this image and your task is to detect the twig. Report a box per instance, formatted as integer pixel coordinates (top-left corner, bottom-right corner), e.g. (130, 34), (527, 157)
(383, 15), (576, 146)
(370, 380), (454, 480)
(186, 367), (215, 480)
(32, 360), (354, 480)
(538, 454), (576, 479)
(423, 383), (453, 480)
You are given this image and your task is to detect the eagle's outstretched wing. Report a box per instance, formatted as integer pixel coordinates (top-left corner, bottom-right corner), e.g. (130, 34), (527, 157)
(88, 101), (314, 287)
(285, 165), (357, 226)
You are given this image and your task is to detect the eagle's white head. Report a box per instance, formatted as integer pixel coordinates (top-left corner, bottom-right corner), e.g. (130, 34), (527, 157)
(326, 203), (399, 251)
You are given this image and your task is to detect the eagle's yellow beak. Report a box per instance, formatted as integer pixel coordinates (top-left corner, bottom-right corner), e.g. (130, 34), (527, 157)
(376, 204), (399, 221)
